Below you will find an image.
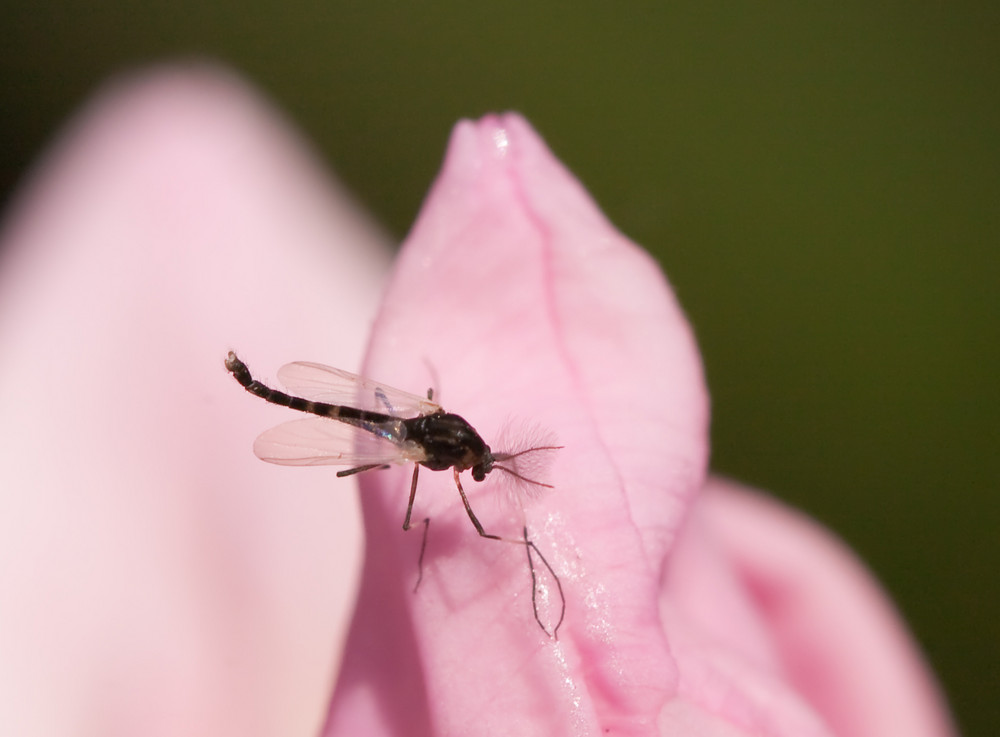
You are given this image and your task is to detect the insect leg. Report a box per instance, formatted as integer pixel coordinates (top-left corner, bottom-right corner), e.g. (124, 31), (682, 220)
(452, 468), (500, 541)
(374, 387), (393, 413)
(523, 525), (566, 639)
(403, 464), (421, 531)
(451, 469), (566, 637)
(336, 463), (390, 477)
(402, 464), (431, 591)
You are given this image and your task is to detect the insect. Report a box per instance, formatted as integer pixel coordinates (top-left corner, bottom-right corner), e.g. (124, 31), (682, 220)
(224, 351), (565, 636)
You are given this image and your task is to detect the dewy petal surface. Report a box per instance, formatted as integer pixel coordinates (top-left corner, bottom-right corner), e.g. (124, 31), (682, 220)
(324, 115), (709, 736)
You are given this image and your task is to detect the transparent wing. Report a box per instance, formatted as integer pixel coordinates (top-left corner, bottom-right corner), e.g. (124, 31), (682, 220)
(253, 416), (428, 467)
(276, 361), (440, 418)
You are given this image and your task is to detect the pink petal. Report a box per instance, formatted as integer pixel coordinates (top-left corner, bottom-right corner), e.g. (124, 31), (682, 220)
(0, 67), (385, 736)
(324, 114), (710, 736)
(663, 478), (956, 737)
(324, 114), (956, 737)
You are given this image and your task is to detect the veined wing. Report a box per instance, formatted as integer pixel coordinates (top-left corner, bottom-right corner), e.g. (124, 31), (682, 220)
(277, 361), (440, 418)
(253, 416), (429, 467)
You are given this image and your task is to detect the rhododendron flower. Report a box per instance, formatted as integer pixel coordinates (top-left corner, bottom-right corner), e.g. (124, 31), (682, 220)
(0, 67), (955, 737)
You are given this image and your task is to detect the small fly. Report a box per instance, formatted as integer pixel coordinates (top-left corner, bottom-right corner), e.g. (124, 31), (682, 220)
(224, 351), (565, 636)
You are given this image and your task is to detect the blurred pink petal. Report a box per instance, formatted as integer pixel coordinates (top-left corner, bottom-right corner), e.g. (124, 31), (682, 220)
(323, 114), (955, 737)
(664, 478), (957, 737)
(0, 67), (387, 735)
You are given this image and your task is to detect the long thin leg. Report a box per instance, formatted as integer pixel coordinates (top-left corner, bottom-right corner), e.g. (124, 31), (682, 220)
(336, 463), (389, 478)
(452, 469), (565, 637)
(374, 387), (393, 412)
(523, 525), (566, 639)
(402, 464), (431, 591)
(403, 464), (420, 531)
(452, 468), (501, 541)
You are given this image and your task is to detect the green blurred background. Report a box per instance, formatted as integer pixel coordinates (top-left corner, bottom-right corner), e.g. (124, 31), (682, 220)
(3, 1), (996, 733)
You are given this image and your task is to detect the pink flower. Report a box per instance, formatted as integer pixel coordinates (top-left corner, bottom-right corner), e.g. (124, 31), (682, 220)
(0, 66), (385, 736)
(322, 114), (956, 737)
(0, 67), (955, 737)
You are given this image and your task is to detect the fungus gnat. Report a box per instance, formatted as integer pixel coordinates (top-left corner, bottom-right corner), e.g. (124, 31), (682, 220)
(225, 351), (565, 637)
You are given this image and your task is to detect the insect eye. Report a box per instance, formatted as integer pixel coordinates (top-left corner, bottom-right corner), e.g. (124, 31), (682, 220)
(472, 466), (487, 482)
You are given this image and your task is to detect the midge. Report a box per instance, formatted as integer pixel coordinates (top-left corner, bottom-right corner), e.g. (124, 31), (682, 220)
(224, 351), (565, 635)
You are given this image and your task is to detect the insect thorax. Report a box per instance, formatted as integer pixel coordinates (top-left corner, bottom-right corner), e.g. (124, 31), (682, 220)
(406, 411), (493, 475)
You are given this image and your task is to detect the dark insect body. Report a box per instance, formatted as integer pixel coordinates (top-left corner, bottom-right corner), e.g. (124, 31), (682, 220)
(225, 351), (565, 636)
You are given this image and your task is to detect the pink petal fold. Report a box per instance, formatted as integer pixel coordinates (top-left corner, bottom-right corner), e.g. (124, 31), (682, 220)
(667, 478), (956, 737)
(324, 114), (710, 736)
(324, 114), (956, 737)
